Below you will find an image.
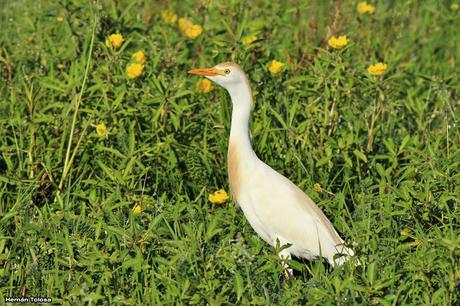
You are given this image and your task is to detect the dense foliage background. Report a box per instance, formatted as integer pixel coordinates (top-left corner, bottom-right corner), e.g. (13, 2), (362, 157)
(1, 0), (459, 304)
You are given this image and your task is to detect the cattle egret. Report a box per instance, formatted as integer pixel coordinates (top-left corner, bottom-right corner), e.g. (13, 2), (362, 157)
(189, 62), (355, 274)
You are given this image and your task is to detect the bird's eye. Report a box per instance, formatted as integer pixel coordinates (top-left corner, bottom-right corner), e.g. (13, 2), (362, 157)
(224, 69), (230, 74)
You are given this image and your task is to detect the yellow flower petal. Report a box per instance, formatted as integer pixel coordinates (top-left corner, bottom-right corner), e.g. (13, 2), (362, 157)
(196, 79), (213, 93)
(132, 50), (146, 64)
(313, 183), (323, 193)
(162, 10), (178, 24)
(357, 2), (375, 14)
(126, 63), (144, 79)
(328, 35), (349, 49)
(268, 60), (285, 75)
(178, 17), (193, 32)
(367, 63), (388, 76)
(132, 204), (142, 214)
(243, 35), (257, 45)
(96, 123), (108, 138)
(105, 33), (124, 49)
(208, 189), (229, 204)
(451, 3), (459, 11)
(184, 24), (203, 39)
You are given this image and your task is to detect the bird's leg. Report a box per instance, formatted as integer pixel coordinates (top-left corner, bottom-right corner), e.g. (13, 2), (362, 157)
(276, 239), (293, 280)
(279, 249), (293, 280)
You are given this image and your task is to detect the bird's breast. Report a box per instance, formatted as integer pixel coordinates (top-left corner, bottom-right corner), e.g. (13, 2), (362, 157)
(227, 142), (243, 200)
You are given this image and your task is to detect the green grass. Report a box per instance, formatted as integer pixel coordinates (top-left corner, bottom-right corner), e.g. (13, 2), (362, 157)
(1, 0), (459, 304)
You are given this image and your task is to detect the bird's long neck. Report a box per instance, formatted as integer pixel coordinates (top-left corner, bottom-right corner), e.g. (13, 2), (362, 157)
(227, 83), (256, 199)
(228, 83), (254, 155)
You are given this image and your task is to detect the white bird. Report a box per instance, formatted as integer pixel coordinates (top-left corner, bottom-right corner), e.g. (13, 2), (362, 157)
(189, 62), (354, 273)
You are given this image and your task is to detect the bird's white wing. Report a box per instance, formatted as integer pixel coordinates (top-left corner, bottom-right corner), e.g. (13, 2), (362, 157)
(239, 160), (349, 262)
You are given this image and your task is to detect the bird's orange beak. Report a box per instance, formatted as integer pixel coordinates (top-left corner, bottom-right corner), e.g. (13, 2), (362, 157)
(188, 68), (223, 76)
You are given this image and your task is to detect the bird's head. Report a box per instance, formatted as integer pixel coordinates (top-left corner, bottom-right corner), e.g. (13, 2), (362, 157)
(188, 62), (250, 94)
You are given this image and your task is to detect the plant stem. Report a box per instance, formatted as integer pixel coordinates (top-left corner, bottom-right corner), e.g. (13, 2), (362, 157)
(58, 17), (96, 192)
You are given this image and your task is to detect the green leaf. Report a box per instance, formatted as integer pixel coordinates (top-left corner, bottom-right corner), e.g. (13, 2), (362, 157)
(353, 149), (368, 163)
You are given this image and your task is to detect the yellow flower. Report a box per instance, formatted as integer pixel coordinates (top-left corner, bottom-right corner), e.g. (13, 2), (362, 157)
(357, 2), (375, 14)
(451, 3), (459, 11)
(132, 204), (142, 214)
(162, 10), (177, 24)
(209, 189), (229, 204)
(313, 183), (323, 193)
(178, 17), (193, 32)
(96, 123), (108, 138)
(268, 60), (285, 75)
(328, 35), (349, 49)
(243, 35), (257, 45)
(105, 33), (124, 49)
(132, 50), (146, 64)
(57, 16), (64, 22)
(367, 63), (388, 76)
(126, 63), (144, 79)
(178, 17), (203, 39)
(196, 79), (213, 93)
(184, 24), (203, 39)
